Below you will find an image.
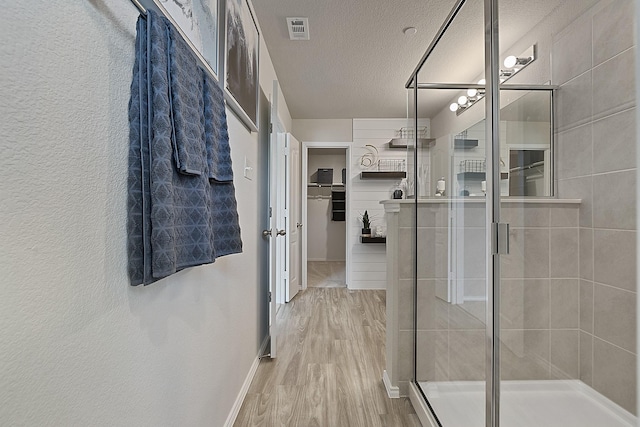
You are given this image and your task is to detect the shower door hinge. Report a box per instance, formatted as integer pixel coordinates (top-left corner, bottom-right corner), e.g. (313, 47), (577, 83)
(492, 222), (510, 255)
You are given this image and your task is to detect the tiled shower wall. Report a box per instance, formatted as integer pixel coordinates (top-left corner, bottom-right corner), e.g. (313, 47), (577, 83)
(553, 0), (637, 414)
(397, 201), (581, 395)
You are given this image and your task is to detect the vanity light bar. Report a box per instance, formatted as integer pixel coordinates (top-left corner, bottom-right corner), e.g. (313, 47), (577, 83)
(450, 44), (537, 115)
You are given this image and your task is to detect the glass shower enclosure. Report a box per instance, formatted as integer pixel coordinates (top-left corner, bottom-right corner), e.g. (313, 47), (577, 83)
(403, 0), (637, 426)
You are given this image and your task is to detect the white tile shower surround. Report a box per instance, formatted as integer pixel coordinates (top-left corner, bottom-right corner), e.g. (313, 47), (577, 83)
(419, 380), (636, 427)
(307, 261), (346, 287)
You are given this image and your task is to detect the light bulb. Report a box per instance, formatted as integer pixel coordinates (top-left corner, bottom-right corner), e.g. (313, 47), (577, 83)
(449, 103), (459, 112)
(478, 79), (486, 85)
(504, 55), (517, 68)
(458, 95), (468, 105)
(467, 88), (478, 97)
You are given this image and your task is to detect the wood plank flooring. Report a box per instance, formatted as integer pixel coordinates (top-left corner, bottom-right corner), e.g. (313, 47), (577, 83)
(234, 287), (421, 427)
(307, 262), (346, 288)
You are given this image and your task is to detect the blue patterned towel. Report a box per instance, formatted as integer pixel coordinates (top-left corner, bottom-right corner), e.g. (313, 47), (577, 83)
(168, 26), (206, 176)
(203, 71), (242, 256)
(127, 10), (242, 286)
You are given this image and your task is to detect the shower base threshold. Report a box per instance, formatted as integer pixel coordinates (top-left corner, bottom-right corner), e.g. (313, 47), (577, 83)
(418, 380), (636, 427)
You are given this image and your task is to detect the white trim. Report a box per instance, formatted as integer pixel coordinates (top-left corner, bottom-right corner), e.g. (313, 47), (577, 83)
(223, 336), (270, 427)
(301, 142), (352, 290)
(383, 370), (400, 398)
(409, 382), (438, 427)
(414, 380), (637, 427)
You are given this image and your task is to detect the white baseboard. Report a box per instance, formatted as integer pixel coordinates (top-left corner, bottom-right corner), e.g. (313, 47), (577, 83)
(409, 382), (438, 427)
(383, 370), (400, 398)
(223, 336), (270, 427)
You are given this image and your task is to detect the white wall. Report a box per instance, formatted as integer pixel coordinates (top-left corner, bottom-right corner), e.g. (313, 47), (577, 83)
(307, 150), (346, 261)
(0, 1), (289, 425)
(292, 119), (353, 142)
(350, 119), (430, 290)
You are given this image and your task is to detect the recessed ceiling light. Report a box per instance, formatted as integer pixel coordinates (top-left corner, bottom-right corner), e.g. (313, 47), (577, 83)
(403, 27), (417, 35)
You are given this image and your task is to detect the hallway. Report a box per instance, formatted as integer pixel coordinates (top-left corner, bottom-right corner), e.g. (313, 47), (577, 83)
(234, 287), (420, 426)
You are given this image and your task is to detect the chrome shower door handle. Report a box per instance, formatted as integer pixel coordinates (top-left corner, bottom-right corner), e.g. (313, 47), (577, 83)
(276, 229), (286, 236)
(262, 229), (272, 237)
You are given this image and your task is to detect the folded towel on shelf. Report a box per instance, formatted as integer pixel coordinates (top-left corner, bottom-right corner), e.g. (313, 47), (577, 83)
(127, 10), (242, 286)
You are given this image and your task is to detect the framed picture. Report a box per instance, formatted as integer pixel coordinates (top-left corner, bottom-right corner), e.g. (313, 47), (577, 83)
(155, 0), (220, 78)
(224, 0), (260, 131)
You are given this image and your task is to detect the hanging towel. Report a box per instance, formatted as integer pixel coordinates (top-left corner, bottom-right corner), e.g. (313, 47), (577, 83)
(203, 71), (242, 256)
(127, 16), (153, 285)
(126, 10), (243, 285)
(147, 11), (216, 280)
(127, 10), (242, 286)
(168, 25), (206, 176)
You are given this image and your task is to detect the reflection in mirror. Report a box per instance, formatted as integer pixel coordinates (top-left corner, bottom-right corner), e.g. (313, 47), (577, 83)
(451, 90), (552, 197)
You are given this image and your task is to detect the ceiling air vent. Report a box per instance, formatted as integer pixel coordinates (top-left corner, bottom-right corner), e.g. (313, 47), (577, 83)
(286, 17), (310, 40)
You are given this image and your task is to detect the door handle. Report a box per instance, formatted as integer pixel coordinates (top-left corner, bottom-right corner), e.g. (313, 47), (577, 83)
(296, 222), (303, 228)
(262, 229), (272, 237)
(277, 229), (286, 236)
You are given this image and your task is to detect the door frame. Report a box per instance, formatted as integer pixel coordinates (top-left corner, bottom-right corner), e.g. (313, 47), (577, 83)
(301, 142), (352, 290)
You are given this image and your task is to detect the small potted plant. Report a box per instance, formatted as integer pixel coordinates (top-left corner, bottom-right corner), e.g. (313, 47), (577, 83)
(360, 210), (371, 237)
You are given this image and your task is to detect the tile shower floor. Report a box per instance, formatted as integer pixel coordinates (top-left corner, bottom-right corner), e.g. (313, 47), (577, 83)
(307, 261), (346, 288)
(419, 380), (636, 427)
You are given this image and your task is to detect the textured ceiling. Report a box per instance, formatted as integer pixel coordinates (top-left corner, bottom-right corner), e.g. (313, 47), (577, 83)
(252, 0), (589, 120)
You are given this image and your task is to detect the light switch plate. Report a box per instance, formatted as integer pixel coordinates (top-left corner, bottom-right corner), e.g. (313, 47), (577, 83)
(244, 157), (254, 180)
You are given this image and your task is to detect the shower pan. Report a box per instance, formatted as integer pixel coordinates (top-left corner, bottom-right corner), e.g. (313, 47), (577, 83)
(388, 0), (639, 426)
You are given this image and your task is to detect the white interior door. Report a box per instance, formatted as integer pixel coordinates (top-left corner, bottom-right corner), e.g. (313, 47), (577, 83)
(275, 132), (287, 305)
(266, 81), (286, 358)
(286, 133), (301, 302)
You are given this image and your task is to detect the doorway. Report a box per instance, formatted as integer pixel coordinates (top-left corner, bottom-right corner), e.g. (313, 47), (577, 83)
(301, 143), (351, 290)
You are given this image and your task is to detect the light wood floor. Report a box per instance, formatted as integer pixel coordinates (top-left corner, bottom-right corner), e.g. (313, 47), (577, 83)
(307, 261), (346, 288)
(234, 287), (421, 427)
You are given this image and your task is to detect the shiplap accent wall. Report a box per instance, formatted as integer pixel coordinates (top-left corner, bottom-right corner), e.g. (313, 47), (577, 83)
(349, 119), (430, 289)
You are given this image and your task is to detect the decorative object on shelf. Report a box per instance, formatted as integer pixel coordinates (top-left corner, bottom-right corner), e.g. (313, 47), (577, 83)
(360, 210), (371, 237)
(435, 177), (446, 196)
(359, 144), (379, 169)
(317, 168), (333, 184)
(377, 158), (406, 172)
(448, 44), (536, 116)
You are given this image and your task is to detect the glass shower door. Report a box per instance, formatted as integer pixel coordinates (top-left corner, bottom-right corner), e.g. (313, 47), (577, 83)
(411, 0), (490, 422)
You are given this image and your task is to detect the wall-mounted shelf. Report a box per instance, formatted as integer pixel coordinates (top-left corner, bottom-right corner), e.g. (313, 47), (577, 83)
(360, 171), (406, 179)
(457, 172), (509, 180)
(454, 139), (479, 149)
(361, 236), (386, 244)
(388, 138), (436, 149)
